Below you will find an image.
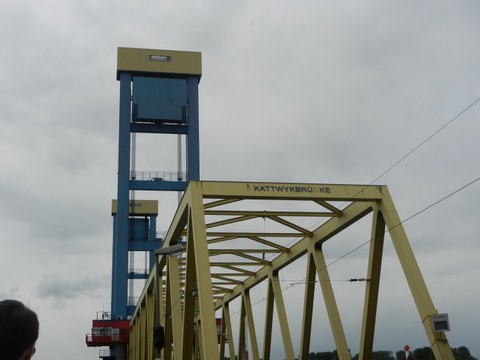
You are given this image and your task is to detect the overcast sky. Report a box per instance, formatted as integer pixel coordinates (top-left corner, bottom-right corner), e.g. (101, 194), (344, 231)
(1, 1), (479, 359)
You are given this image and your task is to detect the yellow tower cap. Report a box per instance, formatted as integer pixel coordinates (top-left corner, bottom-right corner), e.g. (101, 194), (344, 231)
(117, 47), (202, 79)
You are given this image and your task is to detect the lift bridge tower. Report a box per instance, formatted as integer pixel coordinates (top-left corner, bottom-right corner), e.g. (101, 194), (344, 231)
(86, 47), (201, 360)
(87, 47), (455, 360)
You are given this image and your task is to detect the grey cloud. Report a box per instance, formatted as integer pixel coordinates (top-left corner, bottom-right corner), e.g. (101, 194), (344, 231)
(1, 0), (479, 358)
(36, 274), (106, 300)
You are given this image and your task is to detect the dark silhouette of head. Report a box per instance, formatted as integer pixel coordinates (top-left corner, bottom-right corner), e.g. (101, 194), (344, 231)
(0, 299), (39, 360)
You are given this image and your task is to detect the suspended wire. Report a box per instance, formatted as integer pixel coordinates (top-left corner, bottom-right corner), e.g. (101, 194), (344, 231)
(226, 174), (480, 318)
(368, 95), (480, 185)
(168, 173), (480, 325)
(399, 175), (480, 225)
(232, 95), (480, 284)
(321, 97), (480, 270)
(287, 278), (370, 286)
(295, 94), (480, 245)
(161, 296), (183, 321)
(260, 96), (480, 262)
(312, 175), (480, 277)
(167, 97), (480, 321)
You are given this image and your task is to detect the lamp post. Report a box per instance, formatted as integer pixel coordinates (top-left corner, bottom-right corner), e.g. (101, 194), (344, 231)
(155, 244), (185, 257)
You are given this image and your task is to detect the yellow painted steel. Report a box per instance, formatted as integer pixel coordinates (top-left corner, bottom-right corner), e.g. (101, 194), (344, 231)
(379, 188), (454, 360)
(111, 199), (158, 215)
(167, 256), (183, 360)
(242, 290), (260, 359)
(299, 253), (317, 360)
(128, 181), (454, 360)
(270, 272), (295, 359)
(220, 303), (236, 359)
(359, 207), (386, 360)
(117, 47), (201, 78)
(129, 284), (156, 360)
(262, 280), (274, 360)
(311, 245), (351, 360)
(188, 182), (221, 359)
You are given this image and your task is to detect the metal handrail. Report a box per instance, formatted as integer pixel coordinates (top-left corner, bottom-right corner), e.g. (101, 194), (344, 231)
(128, 268), (148, 274)
(128, 296), (139, 306)
(130, 170), (186, 181)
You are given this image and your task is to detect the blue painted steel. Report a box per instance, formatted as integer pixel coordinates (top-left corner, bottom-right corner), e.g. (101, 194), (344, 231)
(112, 73), (132, 320)
(111, 215), (118, 316)
(127, 272), (149, 280)
(129, 218), (148, 242)
(128, 241), (160, 252)
(149, 215), (158, 271)
(127, 305), (136, 317)
(110, 57), (200, 334)
(187, 76), (200, 181)
(132, 77), (187, 122)
(130, 122), (188, 134)
(130, 180), (188, 192)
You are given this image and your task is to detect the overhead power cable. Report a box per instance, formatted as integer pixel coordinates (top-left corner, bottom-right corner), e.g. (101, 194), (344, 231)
(312, 176), (480, 289)
(228, 174), (480, 316)
(291, 95), (480, 246)
(369, 96), (480, 185)
(176, 97), (480, 320)
(256, 96), (480, 310)
(326, 174), (480, 270)
(256, 95), (480, 310)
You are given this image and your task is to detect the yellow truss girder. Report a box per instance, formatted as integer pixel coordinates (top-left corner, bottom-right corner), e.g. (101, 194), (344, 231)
(128, 181), (454, 360)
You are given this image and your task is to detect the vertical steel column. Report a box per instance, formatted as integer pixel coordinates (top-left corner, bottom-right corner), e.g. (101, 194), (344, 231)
(222, 303), (236, 360)
(270, 272), (295, 360)
(146, 293), (155, 360)
(181, 213), (197, 360)
(167, 256), (184, 360)
(189, 182), (220, 359)
(312, 245), (351, 360)
(110, 72), (132, 360)
(162, 270), (174, 360)
(242, 290), (260, 360)
(112, 72), (132, 319)
(262, 280), (274, 360)
(149, 214), (158, 271)
(186, 76), (200, 181)
(359, 208), (386, 360)
(111, 214), (118, 316)
(238, 297), (247, 360)
(380, 189), (454, 360)
(299, 252), (316, 360)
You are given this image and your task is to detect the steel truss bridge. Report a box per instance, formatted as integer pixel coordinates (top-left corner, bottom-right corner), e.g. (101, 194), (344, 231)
(128, 181), (453, 360)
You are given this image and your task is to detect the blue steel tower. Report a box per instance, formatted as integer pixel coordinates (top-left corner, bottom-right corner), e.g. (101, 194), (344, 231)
(87, 47), (201, 360)
(114, 46), (201, 319)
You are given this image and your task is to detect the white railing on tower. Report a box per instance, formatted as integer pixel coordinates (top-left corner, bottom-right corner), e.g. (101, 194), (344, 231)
(130, 170), (186, 182)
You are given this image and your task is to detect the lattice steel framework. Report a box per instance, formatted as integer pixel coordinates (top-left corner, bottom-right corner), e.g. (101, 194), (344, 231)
(128, 181), (454, 360)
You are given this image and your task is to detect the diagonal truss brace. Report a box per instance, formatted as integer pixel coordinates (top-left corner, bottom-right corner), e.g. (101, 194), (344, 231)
(128, 181), (454, 360)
